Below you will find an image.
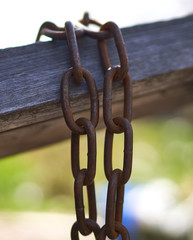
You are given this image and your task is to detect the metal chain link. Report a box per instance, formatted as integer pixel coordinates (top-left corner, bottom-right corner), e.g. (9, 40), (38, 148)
(37, 13), (133, 240)
(98, 21), (133, 240)
(60, 21), (100, 239)
(98, 22), (129, 82)
(36, 21), (84, 41)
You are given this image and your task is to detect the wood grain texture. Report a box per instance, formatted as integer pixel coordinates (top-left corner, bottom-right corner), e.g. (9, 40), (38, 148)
(1, 83), (193, 158)
(0, 15), (193, 157)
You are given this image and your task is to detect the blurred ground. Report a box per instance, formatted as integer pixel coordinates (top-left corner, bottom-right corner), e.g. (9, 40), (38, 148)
(0, 212), (104, 240)
(0, 212), (75, 240)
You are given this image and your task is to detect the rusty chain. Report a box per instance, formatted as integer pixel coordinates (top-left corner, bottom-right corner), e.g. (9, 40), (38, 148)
(97, 20), (133, 240)
(61, 21), (100, 238)
(37, 12), (133, 240)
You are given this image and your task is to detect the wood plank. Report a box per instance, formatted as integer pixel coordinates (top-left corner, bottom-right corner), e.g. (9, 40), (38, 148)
(1, 82), (193, 158)
(1, 15), (193, 157)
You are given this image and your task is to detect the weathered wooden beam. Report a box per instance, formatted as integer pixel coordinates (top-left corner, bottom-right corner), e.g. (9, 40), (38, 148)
(1, 15), (193, 158)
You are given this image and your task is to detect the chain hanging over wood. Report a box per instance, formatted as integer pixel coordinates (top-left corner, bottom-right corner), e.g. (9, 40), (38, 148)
(62, 21), (100, 239)
(37, 12), (133, 240)
(97, 20), (133, 240)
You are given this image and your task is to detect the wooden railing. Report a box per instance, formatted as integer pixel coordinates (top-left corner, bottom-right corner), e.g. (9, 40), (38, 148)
(0, 15), (193, 158)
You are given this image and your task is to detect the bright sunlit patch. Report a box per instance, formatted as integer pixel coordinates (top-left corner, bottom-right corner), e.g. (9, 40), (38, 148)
(162, 117), (192, 140)
(134, 141), (159, 161)
(14, 182), (44, 209)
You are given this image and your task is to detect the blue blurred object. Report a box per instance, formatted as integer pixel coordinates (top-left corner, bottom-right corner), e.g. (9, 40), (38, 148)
(121, 184), (141, 240)
(97, 178), (193, 240)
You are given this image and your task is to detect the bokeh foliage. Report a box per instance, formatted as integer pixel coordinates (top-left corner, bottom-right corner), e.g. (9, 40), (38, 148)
(0, 114), (192, 211)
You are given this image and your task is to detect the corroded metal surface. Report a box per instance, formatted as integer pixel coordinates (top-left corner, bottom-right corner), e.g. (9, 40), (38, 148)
(37, 13), (133, 239)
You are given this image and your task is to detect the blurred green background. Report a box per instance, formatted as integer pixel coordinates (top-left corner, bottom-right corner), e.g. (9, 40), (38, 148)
(0, 107), (193, 213)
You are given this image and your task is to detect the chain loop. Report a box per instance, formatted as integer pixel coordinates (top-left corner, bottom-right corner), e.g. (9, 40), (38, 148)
(79, 12), (102, 27)
(65, 21), (83, 83)
(36, 12), (111, 42)
(98, 21), (129, 82)
(36, 22), (84, 41)
(74, 169), (97, 235)
(71, 219), (100, 240)
(79, 12), (90, 26)
(78, 12), (112, 40)
(71, 118), (96, 185)
(105, 169), (124, 239)
(105, 117), (133, 185)
(61, 67), (99, 134)
(97, 222), (130, 240)
(103, 67), (132, 133)
(36, 21), (62, 41)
